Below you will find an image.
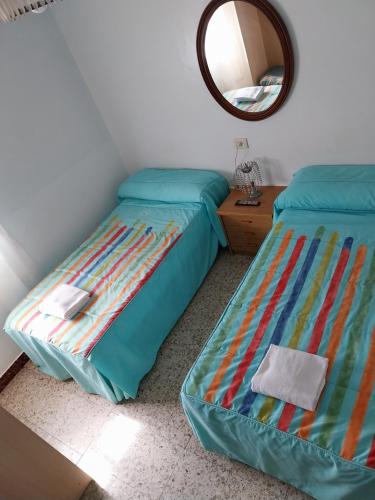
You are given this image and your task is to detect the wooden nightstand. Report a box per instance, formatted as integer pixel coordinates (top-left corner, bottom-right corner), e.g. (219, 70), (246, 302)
(218, 186), (286, 255)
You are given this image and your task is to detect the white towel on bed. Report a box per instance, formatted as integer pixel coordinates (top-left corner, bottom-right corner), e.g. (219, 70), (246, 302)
(251, 344), (328, 411)
(39, 284), (90, 320)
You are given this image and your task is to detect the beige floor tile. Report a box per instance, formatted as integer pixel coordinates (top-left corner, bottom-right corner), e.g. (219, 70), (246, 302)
(161, 437), (232, 500)
(113, 399), (192, 451)
(222, 458), (290, 500)
(78, 410), (186, 498)
(285, 484), (312, 499)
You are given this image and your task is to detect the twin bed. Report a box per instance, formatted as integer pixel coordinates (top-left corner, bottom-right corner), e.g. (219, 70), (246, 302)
(181, 165), (375, 499)
(5, 164), (375, 498)
(4, 168), (229, 403)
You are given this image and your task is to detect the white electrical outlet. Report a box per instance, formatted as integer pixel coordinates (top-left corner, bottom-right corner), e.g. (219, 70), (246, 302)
(233, 138), (249, 150)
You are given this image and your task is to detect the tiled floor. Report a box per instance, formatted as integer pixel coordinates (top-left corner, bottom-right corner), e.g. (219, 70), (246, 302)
(0, 250), (311, 500)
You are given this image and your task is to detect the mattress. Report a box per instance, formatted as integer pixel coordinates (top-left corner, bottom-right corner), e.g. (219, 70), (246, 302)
(181, 208), (375, 499)
(5, 168), (229, 402)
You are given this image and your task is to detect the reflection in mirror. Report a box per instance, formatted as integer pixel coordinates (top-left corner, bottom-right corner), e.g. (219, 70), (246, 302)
(204, 0), (285, 113)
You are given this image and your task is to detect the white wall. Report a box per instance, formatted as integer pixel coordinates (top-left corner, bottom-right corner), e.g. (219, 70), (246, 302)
(53, 0), (375, 185)
(0, 255), (28, 374)
(0, 11), (126, 375)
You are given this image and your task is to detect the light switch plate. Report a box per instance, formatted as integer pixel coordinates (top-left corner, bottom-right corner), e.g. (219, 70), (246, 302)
(233, 138), (249, 150)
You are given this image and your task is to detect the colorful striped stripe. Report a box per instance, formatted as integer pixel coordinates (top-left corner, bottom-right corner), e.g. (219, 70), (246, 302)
(317, 249), (375, 449)
(21, 223), (128, 334)
(82, 222), (146, 290)
(367, 437), (375, 469)
(84, 231), (183, 356)
(277, 237), (353, 433)
(96, 228), (162, 297)
(71, 226), (180, 355)
(240, 228), (324, 415)
(97, 225), (177, 318)
(257, 230), (339, 423)
(204, 227), (293, 404)
(307, 237), (353, 353)
(340, 328), (375, 461)
(288, 232), (339, 350)
(13, 219), (121, 331)
(323, 245), (367, 373)
(50, 228), (159, 348)
(298, 245), (367, 440)
(47, 227), (155, 345)
(90, 227), (152, 295)
(187, 221), (284, 396)
(74, 225), (135, 286)
(222, 235), (306, 410)
(63, 225), (176, 354)
(65, 225), (129, 286)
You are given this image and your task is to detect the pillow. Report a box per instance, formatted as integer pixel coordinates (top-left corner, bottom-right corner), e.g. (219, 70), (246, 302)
(118, 167), (228, 203)
(293, 164), (375, 183)
(118, 168), (230, 245)
(259, 66), (284, 86)
(274, 165), (375, 218)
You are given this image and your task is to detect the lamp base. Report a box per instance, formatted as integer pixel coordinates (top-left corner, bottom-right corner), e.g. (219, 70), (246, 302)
(248, 189), (262, 199)
(248, 180), (262, 199)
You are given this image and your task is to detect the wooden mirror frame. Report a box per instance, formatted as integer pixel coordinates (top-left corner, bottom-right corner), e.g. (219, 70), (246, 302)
(197, 0), (294, 121)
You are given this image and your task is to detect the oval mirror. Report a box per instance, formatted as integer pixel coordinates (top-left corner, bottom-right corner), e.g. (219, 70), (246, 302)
(197, 0), (294, 120)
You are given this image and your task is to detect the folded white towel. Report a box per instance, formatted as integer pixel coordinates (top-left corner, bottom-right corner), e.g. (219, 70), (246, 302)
(39, 284), (90, 320)
(251, 344), (328, 411)
(232, 86), (265, 103)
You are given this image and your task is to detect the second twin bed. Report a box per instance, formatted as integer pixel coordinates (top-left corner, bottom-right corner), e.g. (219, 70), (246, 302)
(182, 165), (375, 499)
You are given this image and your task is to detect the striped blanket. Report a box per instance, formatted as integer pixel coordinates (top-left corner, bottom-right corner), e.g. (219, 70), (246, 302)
(6, 212), (183, 358)
(185, 213), (375, 470)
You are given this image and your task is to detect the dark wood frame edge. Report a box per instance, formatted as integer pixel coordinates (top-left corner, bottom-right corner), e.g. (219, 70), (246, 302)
(196, 0), (294, 121)
(0, 353), (29, 393)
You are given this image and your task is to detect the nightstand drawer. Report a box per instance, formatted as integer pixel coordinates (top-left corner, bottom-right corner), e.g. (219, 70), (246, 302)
(221, 215), (272, 254)
(222, 214), (272, 239)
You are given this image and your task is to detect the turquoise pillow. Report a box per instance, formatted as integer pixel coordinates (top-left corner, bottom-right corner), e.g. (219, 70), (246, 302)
(293, 164), (375, 183)
(118, 168), (229, 206)
(275, 165), (375, 218)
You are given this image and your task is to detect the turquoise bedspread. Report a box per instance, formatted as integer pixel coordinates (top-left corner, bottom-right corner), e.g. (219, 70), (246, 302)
(5, 168), (228, 402)
(181, 167), (375, 499)
(5, 200), (219, 402)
